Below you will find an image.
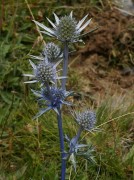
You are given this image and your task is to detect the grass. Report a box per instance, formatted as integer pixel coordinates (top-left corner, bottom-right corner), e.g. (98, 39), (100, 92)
(0, 92), (133, 179)
(0, 0), (134, 179)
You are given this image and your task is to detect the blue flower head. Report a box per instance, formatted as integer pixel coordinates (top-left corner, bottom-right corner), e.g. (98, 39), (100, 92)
(32, 87), (72, 118)
(33, 11), (96, 43)
(72, 110), (96, 131)
(23, 59), (66, 85)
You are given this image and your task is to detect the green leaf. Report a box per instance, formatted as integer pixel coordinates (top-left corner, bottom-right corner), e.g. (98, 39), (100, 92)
(0, 44), (11, 58)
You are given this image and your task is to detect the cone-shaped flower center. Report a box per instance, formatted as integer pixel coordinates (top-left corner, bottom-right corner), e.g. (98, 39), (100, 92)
(57, 16), (79, 42)
(36, 63), (54, 83)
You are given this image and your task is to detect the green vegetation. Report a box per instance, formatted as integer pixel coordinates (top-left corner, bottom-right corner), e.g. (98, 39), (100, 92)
(0, 0), (133, 179)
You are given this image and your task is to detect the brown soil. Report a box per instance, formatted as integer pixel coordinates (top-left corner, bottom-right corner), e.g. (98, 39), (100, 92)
(69, 8), (134, 102)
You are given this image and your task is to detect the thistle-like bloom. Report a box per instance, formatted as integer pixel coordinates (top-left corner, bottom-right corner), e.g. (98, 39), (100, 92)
(42, 42), (62, 63)
(72, 110), (96, 131)
(32, 87), (72, 118)
(33, 12), (94, 43)
(23, 60), (65, 84)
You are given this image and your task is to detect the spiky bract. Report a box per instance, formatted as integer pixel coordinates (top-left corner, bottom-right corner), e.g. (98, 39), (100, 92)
(32, 87), (72, 118)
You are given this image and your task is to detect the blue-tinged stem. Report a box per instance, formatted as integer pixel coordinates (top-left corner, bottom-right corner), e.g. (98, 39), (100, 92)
(62, 42), (69, 90)
(57, 107), (66, 180)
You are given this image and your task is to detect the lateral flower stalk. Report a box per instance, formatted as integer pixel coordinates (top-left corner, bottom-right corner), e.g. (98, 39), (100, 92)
(69, 127), (83, 154)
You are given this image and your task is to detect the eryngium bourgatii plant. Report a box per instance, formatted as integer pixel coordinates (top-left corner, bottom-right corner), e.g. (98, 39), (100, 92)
(24, 11), (98, 180)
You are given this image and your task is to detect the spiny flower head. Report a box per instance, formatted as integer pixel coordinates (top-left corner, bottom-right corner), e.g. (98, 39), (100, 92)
(42, 42), (62, 63)
(23, 59), (65, 85)
(33, 11), (96, 43)
(42, 87), (66, 105)
(56, 15), (78, 42)
(32, 87), (72, 118)
(74, 110), (96, 131)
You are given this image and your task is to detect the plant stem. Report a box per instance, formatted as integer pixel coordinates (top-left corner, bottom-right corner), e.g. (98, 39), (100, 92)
(62, 42), (69, 90)
(57, 107), (66, 180)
